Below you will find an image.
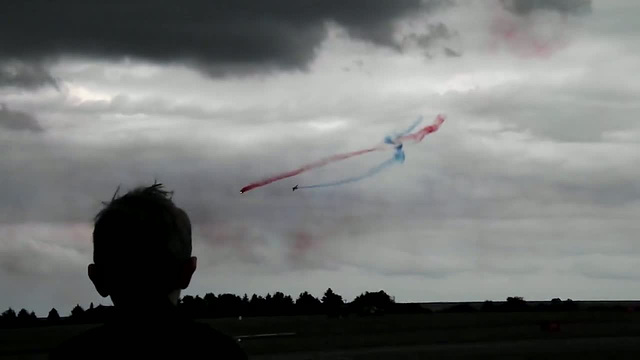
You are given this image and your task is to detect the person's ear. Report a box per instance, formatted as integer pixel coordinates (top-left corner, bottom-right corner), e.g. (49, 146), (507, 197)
(88, 264), (110, 298)
(178, 256), (197, 290)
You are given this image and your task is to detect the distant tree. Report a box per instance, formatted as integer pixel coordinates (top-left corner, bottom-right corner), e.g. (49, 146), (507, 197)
(503, 297), (528, 312)
(70, 304), (85, 321)
(241, 294), (250, 315)
(217, 294), (243, 317)
(2, 308), (17, 320)
(549, 298), (563, 311)
(322, 288), (344, 317)
(322, 288), (344, 307)
(203, 293), (217, 317)
(0, 308), (17, 327)
(192, 295), (207, 318)
(17, 309), (30, 319)
(249, 294), (266, 316)
(48, 308), (61, 322)
(204, 293), (217, 303)
(351, 291), (395, 311)
(16, 309), (37, 326)
(296, 291), (322, 314)
(270, 292), (294, 315)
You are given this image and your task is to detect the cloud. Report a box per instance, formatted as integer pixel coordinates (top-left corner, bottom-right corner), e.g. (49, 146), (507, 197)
(573, 254), (640, 281)
(500, 0), (592, 16)
(0, 104), (43, 132)
(486, 0), (593, 58)
(0, 0), (447, 77)
(444, 47), (462, 57)
(1, 1), (639, 314)
(0, 61), (58, 89)
(402, 23), (458, 57)
(602, 128), (640, 143)
(0, 223), (91, 276)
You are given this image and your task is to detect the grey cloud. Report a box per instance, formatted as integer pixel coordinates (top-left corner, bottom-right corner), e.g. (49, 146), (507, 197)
(500, 0), (592, 16)
(0, 104), (44, 132)
(2, 106), (640, 310)
(573, 255), (640, 281)
(439, 79), (640, 143)
(444, 47), (462, 57)
(3, 1), (640, 314)
(57, 94), (217, 120)
(346, 248), (474, 278)
(402, 23), (458, 58)
(0, 234), (87, 276)
(404, 23), (455, 48)
(0, 61), (58, 90)
(0, 0), (446, 76)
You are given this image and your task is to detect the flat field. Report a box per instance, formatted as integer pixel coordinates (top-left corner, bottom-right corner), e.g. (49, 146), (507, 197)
(3, 311), (640, 359)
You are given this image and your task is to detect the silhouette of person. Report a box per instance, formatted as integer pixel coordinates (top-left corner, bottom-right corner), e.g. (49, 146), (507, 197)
(50, 184), (247, 359)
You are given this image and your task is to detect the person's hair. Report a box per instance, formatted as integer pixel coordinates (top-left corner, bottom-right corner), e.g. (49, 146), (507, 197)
(93, 183), (192, 293)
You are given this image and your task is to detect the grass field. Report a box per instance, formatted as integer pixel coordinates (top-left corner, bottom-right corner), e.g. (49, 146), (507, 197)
(3, 311), (640, 359)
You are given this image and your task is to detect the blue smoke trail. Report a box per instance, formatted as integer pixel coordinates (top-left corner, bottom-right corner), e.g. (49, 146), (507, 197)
(385, 116), (423, 145)
(400, 116), (424, 136)
(297, 146), (405, 190)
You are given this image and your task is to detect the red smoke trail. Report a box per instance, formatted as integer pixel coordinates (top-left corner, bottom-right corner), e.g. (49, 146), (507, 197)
(396, 114), (446, 143)
(240, 146), (385, 193)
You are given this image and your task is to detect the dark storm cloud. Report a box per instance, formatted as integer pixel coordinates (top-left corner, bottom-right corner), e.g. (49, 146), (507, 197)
(1, 0), (446, 76)
(0, 61), (58, 89)
(500, 0), (591, 16)
(0, 104), (43, 132)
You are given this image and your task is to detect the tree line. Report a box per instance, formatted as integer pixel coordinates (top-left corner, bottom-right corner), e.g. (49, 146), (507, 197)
(0, 288), (398, 328)
(0, 292), (631, 329)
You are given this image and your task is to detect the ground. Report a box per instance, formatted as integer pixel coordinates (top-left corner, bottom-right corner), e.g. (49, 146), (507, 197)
(3, 311), (640, 359)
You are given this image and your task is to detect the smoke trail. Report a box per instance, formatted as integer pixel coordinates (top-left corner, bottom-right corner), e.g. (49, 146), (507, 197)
(296, 115), (445, 190)
(402, 116), (424, 135)
(240, 114), (445, 193)
(297, 146), (405, 190)
(385, 115), (423, 144)
(240, 146), (386, 193)
(396, 114), (445, 143)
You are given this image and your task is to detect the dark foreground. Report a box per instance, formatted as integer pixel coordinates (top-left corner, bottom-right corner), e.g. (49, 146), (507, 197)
(3, 311), (640, 359)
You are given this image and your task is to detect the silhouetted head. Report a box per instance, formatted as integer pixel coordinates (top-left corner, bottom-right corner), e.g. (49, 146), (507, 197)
(88, 184), (197, 309)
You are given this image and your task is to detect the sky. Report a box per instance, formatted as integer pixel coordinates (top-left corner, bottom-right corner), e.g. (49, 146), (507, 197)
(2, 0), (640, 315)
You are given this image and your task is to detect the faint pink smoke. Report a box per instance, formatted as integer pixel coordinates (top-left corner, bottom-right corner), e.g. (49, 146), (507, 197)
(288, 231), (315, 265)
(490, 9), (570, 58)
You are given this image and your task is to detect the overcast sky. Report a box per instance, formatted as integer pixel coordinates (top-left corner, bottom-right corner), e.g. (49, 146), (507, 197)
(2, 0), (640, 315)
